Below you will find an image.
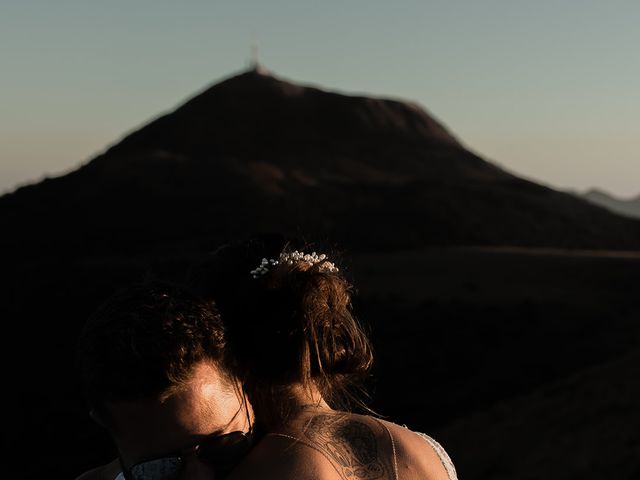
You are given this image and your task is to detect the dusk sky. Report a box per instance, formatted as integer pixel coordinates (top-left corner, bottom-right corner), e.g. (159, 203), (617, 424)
(2, 1), (638, 197)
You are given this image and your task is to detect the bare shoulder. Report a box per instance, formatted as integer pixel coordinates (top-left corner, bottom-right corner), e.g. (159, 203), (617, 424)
(268, 412), (399, 480)
(232, 412), (455, 480)
(230, 412), (395, 480)
(74, 458), (120, 480)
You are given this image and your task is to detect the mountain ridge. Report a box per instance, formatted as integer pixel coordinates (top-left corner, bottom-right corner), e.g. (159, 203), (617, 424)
(2, 67), (640, 255)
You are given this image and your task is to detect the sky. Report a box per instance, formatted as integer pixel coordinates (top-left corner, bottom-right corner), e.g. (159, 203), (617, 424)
(1, 0), (639, 198)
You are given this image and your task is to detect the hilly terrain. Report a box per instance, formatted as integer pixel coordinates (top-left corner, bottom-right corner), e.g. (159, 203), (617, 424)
(3, 67), (639, 479)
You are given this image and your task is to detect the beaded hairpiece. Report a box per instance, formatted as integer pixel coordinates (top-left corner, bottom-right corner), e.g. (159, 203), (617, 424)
(250, 250), (339, 278)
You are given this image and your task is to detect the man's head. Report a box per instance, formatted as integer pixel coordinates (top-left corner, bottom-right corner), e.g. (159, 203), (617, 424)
(77, 281), (252, 479)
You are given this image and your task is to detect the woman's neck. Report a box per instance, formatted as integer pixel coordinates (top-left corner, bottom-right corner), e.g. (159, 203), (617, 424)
(286, 383), (331, 412)
(255, 382), (332, 431)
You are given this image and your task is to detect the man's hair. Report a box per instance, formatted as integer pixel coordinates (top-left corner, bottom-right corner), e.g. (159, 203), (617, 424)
(76, 280), (232, 413)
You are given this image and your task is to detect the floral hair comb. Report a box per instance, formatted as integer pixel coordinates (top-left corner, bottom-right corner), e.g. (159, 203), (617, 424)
(250, 250), (339, 278)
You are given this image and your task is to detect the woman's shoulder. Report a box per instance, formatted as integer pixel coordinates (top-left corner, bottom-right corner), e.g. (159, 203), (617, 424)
(232, 411), (395, 480)
(237, 411), (457, 480)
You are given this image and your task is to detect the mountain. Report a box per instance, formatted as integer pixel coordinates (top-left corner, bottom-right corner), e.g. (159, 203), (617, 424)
(2, 66), (640, 259)
(580, 188), (640, 219)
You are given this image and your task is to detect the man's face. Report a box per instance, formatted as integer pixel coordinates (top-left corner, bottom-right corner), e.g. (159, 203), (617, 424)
(106, 361), (251, 479)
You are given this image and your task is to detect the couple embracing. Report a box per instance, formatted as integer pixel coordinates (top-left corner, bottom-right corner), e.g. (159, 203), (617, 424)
(75, 235), (458, 480)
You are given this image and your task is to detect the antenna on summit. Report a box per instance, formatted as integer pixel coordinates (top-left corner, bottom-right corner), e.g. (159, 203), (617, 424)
(247, 33), (268, 74)
(250, 43), (259, 70)
(247, 29), (259, 71)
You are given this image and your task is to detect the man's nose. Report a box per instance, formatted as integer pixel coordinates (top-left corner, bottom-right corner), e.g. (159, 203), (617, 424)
(179, 456), (217, 479)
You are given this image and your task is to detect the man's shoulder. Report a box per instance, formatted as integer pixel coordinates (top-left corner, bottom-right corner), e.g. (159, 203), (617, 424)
(74, 459), (120, 480)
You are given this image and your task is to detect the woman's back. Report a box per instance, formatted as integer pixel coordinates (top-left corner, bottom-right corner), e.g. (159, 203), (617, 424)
(229, 409), (456, 480)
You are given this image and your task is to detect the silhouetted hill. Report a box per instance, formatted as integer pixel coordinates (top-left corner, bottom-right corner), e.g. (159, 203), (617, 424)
(2, 67), (640, 259)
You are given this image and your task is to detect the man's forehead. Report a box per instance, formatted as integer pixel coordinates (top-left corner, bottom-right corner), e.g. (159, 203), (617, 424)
(107, 361), (240, 462)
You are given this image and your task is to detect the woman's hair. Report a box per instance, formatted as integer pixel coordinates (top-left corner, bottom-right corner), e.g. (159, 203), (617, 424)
(188, 233), (374, 426)
(76, 280), (234, 415)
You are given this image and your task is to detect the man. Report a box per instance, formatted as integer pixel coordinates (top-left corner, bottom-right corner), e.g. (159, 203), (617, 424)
(75, 281), (254, 480)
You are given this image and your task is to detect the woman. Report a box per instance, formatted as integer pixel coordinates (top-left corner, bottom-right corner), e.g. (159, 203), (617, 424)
(188, 234), (458, 480)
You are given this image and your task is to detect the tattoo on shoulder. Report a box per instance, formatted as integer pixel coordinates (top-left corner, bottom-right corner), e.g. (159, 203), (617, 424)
(302, 414), (391, 480)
